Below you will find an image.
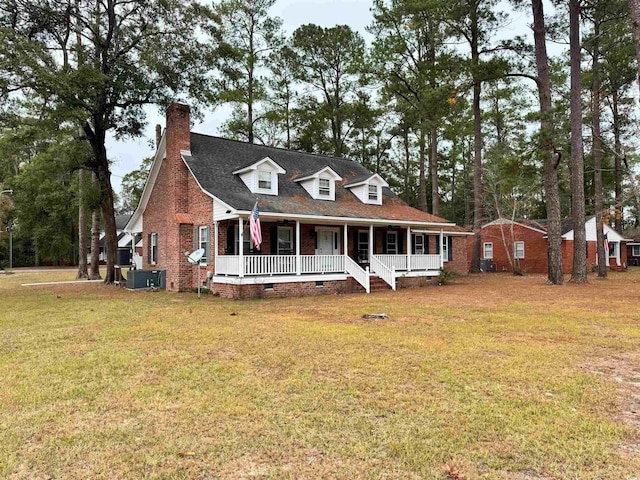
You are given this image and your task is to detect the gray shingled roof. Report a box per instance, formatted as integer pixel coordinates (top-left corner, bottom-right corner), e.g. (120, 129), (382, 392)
(183, 134), (456, 225)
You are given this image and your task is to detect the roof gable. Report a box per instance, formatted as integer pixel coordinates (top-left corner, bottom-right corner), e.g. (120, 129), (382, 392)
(482, 218), (547, 235)
(232, 156), (286, 175)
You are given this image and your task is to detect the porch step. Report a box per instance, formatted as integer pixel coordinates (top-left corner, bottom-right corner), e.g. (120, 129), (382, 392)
(369, 276), (392, 292)
(609, 265), (627, 272)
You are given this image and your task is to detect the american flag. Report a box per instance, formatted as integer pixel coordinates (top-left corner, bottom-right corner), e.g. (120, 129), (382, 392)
(604, 232), (609, 255)
(250, 201), (262, 251)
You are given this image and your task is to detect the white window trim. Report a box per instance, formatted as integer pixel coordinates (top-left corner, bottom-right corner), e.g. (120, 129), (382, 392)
(483, 242), (493, 259)
(277, 226), (293, 255)
(199, 226), (210, 265)
(368, 184), (379, 201)
(318, 177), (331, 197)
(151, 232), (158, 265)
(442, 237), (449, 262)
(257, 169), (274, 194)
(386, 231), (398, 254)
(413, 234), (425, 254)
(357, 230), (369, 263)
(513, 241), (525, 259)
(632, 245), (640, 257)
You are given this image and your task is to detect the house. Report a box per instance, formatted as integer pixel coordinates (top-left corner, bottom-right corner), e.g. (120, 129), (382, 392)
(124, 103), (470, 298)
(88, 214), (143, 267)
(561, 217), (630, 271)
(473, 216), (631, 274)
(472, 218), (549, 273)
(627, 237), (640, 266)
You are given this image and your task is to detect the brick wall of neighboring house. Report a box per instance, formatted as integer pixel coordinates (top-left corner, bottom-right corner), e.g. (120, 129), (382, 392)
(475, 223), (549, 274)
(564, 239), (629, 273)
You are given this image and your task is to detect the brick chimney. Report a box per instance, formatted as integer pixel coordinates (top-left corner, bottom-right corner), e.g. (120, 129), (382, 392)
(165, 103), (191, 215)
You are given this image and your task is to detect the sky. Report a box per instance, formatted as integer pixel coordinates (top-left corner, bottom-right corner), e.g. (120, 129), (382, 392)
(106, 0), (541, 198)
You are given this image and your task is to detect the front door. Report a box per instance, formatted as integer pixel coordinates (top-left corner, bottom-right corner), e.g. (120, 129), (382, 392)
(317, 230), (338, 255)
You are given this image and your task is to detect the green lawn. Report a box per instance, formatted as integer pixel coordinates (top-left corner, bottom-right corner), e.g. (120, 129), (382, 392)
(1, 269), (639, 479)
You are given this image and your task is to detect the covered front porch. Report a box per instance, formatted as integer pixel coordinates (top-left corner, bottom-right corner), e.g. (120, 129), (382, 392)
(212, 218), (450, 292)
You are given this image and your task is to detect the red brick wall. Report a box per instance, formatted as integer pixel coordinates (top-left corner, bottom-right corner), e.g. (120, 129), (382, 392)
(472, 223), (550, 274)
(143, 103), (213, 291)
(211, 277), (365, 299)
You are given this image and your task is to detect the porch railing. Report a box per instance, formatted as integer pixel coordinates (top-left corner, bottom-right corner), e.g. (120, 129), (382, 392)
(245, 255), (297, 275)
(370, 255), (396, 290)
(215, 254), (345, 276)
(345, 256), (369, 293)
(410, 254), (441, 271)
(216, 255), (240, 276)
(301, 255), (344, 274)
(374, 254), (440, 271)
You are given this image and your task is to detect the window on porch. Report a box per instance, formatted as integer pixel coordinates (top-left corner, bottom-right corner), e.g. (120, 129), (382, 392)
(386, 231), (398, 254)
(412, 234), (425, 254)
(277, 226), (293, 255)
(357, 230), (369, 263)
(632, 245), (640, 257)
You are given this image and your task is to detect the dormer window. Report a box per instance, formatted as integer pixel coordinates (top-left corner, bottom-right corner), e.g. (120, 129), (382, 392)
(233, 157), (285, 196)
(258, 170), (272, 190)
(368, 184), (378, 201)
(319, 178), (331, 197)
(294, 166), (342, 201)
(344, 173), (388, 205)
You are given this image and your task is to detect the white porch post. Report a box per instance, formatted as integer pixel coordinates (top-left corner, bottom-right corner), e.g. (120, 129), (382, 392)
(369, 224), (374, 262)
(344, 224), (348, 272)
(616, 242), (621, 266)
(440, 229), (444, 269)
(238, 217), (244, 278)
(296, 220), (301, 275)
(407, 226), (412, 272)
(214, 221), (219, 273)
(606, 244), (610, 266)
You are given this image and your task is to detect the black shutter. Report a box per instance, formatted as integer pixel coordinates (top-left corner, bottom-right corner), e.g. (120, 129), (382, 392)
(398, 232), (404, 254)
(448, 236), (453, 261)
(226, 223), (235, 254)
(425, 235), (430, 253)
(147, 233), (151, 263)
(435, 236), (440, 254)
(382, 231), (387, 254)
(271, 226), (278, 254)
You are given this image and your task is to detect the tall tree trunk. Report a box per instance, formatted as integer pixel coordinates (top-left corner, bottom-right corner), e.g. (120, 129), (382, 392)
(532, 0), (563, 284)
(569, 0), (587, 283)
(430, 126), (440, 216)
(470, 5), (483, 274)
(77, 168), (89, 279)
(612, 92), (623, 232)
(470, 81), (483, 273)
(89, 173), (102, 280)
(592, 21), (607, 279)
(418, 128), (427, 212)
(463, 139), (471, 227)
(403, 127), (411, 202)
(629, 0), (640, 98)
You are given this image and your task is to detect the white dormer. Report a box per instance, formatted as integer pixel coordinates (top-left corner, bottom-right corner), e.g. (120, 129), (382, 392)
(294, 166), (342, 201)
(233, 157), (286, 196)
(344, 173), (389, 205)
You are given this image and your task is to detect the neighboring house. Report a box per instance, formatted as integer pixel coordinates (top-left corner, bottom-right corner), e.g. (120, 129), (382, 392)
(561, 217), (630, 271)
(627, 237), (640, 266)
(472, 218), (549, 273)
(124, 103), (471, 298)
(473, 216), (631, 274)
(88, 214), (143, 267)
